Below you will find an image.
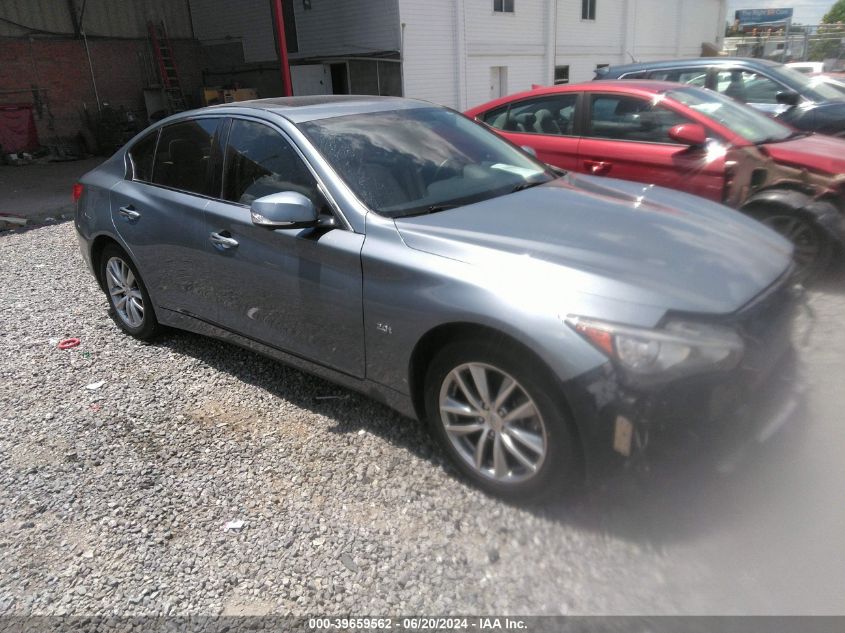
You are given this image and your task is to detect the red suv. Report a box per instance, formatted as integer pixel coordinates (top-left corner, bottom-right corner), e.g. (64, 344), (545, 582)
(466, 80), (845, 279)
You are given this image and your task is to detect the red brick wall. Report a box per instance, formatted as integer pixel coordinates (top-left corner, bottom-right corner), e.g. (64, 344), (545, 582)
(0, 37), (204, 146)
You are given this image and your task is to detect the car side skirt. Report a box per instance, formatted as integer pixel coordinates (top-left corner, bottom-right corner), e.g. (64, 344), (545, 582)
(157, 307), (418, 420)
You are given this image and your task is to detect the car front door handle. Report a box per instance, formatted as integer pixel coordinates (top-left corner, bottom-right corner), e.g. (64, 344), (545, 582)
(209, 231), (239, 250)
(118, 205), (140, 220)
(584, 160), (613, 176)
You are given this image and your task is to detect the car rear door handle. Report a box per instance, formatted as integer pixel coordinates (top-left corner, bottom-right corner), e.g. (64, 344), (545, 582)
(118, 205), (140, 220)
(209, 231), (239, 250)
(584, 160), (613, 176)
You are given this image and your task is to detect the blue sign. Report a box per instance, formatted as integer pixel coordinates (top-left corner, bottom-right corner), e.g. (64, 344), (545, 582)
(734, 8), (794, 29)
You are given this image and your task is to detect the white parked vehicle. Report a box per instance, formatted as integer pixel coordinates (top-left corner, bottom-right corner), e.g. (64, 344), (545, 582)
(787, 62), (825, 75)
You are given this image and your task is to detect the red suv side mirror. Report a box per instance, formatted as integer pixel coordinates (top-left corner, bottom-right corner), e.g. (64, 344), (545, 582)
(668, 123), (707, 147)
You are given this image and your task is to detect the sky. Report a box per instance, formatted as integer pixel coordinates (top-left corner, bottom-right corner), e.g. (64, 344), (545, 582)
(727, 0), (835, 25)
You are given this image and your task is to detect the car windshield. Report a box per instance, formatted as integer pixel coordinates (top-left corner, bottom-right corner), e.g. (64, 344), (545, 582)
(298, 107), (554, 218)
(770, 64), (845, 102)
(666, 87), (794, 144)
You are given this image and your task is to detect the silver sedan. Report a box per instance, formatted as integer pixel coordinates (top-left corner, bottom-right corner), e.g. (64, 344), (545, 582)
(75, 96), (800, 500)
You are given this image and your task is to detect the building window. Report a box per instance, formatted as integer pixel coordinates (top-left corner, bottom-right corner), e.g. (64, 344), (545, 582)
(494, 0), (514, 13)
(582, 0), (596, 20)
(554, 65), (570, 85)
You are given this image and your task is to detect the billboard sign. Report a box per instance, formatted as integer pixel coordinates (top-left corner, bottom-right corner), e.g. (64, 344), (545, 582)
(734, 8), (794, 33)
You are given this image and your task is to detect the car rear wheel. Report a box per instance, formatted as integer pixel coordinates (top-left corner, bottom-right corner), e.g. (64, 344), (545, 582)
(99, 244), (160, 340)
(424, 339), (581, 501)
(745, 204), (833, 283)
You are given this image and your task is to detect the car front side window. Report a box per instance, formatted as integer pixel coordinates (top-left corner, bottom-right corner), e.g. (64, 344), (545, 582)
(586, 94), (692, 144)
(222, 119), (322, 209)
(151, 119), (220, 195)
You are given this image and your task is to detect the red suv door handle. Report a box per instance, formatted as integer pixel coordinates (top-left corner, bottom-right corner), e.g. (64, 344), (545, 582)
(584, 160), (613, 176)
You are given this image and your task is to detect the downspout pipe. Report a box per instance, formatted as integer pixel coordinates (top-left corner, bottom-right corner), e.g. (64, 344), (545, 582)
(546, 0), (558, 85)
(75, 0), (101, 112)
(455, 0), (467, 110)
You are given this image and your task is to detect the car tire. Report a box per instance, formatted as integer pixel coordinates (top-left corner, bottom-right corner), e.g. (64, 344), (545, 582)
(423, 338), (581, 502)
(744, 203), (833, 283)
(99, 244), (160, 340)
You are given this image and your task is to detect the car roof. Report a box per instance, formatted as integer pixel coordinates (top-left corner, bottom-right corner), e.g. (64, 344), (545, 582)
(598, 56), (780, 76)
(205, 95), (434, 123)
(464, 80), (697, 114)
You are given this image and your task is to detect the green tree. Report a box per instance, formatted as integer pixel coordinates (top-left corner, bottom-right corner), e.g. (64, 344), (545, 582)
(808, 1), (845, 61)
(823, 0), (845, 24)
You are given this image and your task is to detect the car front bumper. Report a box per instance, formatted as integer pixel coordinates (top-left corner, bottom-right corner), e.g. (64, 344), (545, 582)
(564, 279), (807, 482)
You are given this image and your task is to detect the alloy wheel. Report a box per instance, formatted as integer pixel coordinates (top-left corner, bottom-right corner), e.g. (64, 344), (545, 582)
(105, 256), (145, 328)
(438, 362), (547, 483)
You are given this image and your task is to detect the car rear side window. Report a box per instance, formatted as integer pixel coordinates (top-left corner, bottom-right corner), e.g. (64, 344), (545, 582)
(715, 70), (782, 105)
(152, 119), (219, 195)
(586, 94), (691, 144)
(647, 68), (708, 88)
(128, 131), (157, 182)
(222, 119), (320, 206)
(483, 94), (578, 136)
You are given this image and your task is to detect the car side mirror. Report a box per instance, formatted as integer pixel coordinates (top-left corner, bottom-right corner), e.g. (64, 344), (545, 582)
(668, 123), (707, 147)
(250, 191), (319, 229)
(776, 90), (800, 107)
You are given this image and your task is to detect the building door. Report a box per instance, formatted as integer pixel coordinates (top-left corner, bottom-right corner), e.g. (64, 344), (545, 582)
(290, 64), (330, 96)
(330, 63), (349, 94)
(490, 66), (508, 100)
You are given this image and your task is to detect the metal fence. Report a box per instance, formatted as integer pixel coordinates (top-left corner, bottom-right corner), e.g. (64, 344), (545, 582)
(724, 24), (845, 71)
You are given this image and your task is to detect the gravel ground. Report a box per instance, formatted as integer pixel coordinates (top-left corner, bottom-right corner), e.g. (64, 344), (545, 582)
(1, 222), (844, 617)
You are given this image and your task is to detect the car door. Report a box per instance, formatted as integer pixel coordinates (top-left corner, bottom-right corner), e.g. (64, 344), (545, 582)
(202, 117), (365, 377)
(478, 93), (581, 171)
(713, 68), (792, 116)
(577, 92), (725, 201)
(110, 116), (223, 317)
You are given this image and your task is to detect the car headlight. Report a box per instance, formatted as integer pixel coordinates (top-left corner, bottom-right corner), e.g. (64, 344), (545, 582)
(566, 316), (744, 382)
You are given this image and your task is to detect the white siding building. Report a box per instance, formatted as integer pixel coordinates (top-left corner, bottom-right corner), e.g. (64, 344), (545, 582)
(403, 0), (728, 109)
(189, 0), (727, 109)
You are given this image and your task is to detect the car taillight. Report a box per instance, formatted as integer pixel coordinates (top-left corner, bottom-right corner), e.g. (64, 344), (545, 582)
(72, 183), (84, 202)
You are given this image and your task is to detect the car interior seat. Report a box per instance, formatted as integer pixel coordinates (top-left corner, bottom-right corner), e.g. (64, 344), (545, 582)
(167, 138), (207, 193)
(515, 112), (536, 131)
(724, 71), (748, 103)
(534, 109), (561, 134)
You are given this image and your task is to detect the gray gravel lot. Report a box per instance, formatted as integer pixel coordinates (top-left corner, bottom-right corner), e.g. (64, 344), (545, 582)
(1, 222), (844, 616)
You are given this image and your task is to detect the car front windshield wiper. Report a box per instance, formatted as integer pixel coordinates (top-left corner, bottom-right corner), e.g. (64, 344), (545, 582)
(511, 179), (548, 193)
(399, 203), (463, 218)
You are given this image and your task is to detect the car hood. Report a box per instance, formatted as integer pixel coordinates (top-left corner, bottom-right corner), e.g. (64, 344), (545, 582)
(762, 133), (845, 176)
(779, 100), (845, 135)
(395, 174), (793, 315)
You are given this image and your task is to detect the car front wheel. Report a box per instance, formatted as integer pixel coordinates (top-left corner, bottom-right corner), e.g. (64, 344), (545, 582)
(745, 203), (833, 283)
(424, 339), (581, 501)
(99, 244), (160, 340)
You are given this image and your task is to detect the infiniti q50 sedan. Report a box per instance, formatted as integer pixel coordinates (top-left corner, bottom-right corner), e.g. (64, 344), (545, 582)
(75, 96), (801, 500)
